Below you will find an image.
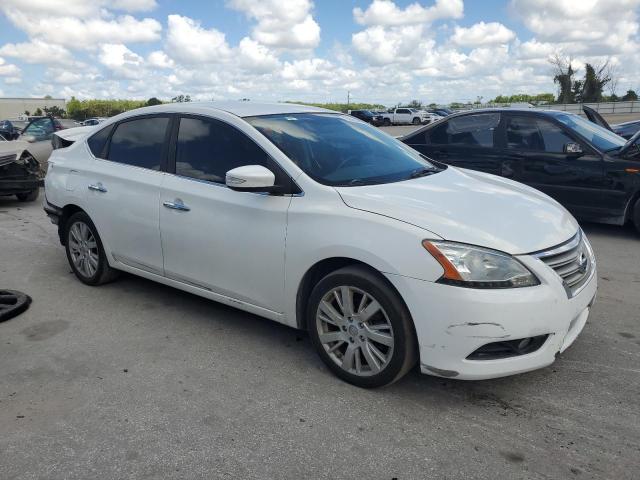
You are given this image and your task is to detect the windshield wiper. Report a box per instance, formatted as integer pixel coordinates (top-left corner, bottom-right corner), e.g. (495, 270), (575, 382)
(408, 167), (437, 179)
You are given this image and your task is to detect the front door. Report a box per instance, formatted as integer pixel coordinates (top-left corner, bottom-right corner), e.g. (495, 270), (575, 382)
(159, 115), (290, 313)
(506, 114), (605, 218)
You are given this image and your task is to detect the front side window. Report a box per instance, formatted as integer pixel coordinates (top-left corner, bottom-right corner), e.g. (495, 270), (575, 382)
(175, 116), (271, 184)
(246, 113), (439, 186)
(107, 117), (169, 170)
(429, 113), (500, 147)
(506, 116), (575, 153)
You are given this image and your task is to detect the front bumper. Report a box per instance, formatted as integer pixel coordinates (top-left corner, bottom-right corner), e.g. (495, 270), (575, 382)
(385, 255), (597, 380)
(0, 178), (40, 195)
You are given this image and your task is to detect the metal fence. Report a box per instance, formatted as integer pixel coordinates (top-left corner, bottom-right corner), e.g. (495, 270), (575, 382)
(539, 101), (640, 114)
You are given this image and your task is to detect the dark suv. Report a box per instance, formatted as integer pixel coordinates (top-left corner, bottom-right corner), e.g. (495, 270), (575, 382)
(401, 107), (640, 233)
(349, 110), (383, 126)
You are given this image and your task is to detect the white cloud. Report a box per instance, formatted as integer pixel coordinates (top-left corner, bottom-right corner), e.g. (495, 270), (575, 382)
(354, 0), (463, 26)
(0, 40), (77, 66)
(237, 38), (281, 72)
(353, 25), (426, 65)
(0, 57), (21, 76)
(166, 15), (232, 64)
(147, 50), (175, 69)
(98, 44), (145, 79)
(228, 0), (320, 49)
(451, 22), (516, 47)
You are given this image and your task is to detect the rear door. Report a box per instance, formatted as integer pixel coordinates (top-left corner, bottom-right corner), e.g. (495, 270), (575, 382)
(506, 113), (605, 216)
(403, 112), (515, 178)
(396, 109), (412, 124)
(82, 115), (170, 275)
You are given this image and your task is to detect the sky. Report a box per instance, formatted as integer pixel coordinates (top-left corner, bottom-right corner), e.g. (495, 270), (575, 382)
(0, 0), (638, 105)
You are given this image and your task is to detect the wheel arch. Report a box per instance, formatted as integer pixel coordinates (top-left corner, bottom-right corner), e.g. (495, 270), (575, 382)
(623, 189), (640, 224)
(294, 257), (413, 332)
(57, 204), (87, 245)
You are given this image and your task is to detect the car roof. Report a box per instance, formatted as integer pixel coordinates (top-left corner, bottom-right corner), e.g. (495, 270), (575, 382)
(118, 101), (335, 119)
(446, 108), (570, 118)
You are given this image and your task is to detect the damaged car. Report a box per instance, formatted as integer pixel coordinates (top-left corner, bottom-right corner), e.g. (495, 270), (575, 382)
(0, 136), (40, 202)
(43, 102), (596, 387)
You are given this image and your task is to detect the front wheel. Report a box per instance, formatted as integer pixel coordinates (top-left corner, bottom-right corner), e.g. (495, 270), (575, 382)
(633, 197), (640, 235)
(412, 117), (421, 125)
(307, 265), (417, 388)
(383, 118), (391, 126)
(16, 189), (39, 202)
(64, 211), (119, 286)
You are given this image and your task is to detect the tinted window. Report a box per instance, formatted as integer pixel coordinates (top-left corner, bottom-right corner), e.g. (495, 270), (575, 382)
(87, 125), (113, 158)
(506, 116), (574, 153)
(107, 117), (169, 170)
(175, 116), (271, 184)
(556, 113), (626, 152)
(429, 113), (499, 147)
(246, 113), (439, 187)
(397, 109), (410, 114)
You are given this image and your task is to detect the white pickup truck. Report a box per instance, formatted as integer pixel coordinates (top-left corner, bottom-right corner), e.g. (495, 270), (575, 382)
(380, 108), (433, 126)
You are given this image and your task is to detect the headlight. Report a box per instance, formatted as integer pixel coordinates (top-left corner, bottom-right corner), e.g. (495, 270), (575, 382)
(422, 240), (540, 289)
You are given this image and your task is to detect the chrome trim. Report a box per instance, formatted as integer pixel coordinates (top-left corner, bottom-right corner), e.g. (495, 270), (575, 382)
(88, 183), (107, 193)
(531, 232), (581, 259)
(112, 254), (164, 276)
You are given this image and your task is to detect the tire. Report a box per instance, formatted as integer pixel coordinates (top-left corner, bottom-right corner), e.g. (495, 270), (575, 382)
(383, 118), (391, 126)
(412, 117), (421, 125)
(64, 211), (119, 286)
(633, 197), (640, 235)
(16, 189), (39, 202)
(307, 265), (417, 388)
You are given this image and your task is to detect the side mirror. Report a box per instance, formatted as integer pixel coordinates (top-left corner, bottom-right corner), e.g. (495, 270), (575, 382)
(563, 142), (583, 156)
(226, 165), (276, 192)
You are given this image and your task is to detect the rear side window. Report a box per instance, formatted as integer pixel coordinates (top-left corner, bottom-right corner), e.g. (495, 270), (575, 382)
(429, 113), (500, 147)
(87, 125), (112, 158)
(107, 117), (169, 170)
(175, 116), (271, 184)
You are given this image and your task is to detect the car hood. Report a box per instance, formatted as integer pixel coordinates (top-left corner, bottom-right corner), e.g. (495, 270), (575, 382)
(335, 167), (578, 254)
(0, 139), (29, 158)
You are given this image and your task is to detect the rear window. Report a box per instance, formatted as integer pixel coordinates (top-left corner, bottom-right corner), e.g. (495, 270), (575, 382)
(429, 113), (500, 147)
(107, 117), (169, 170)
(87, 125), (112, 158)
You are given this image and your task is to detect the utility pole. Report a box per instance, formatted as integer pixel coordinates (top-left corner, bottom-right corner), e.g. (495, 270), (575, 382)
(347, 91), (351, 110)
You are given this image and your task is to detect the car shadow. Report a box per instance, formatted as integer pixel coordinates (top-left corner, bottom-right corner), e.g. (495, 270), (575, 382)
(579, 220), (638, 240)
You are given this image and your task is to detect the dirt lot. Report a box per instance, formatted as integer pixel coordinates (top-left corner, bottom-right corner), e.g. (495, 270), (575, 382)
(0, 192), (639, 480)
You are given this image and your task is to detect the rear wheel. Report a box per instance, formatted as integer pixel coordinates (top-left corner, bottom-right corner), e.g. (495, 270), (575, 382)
(64, 211), (118, 286)
(412, 117), (421, 125)
(307, 265), (417, 388)
(16, 189), (39, 202)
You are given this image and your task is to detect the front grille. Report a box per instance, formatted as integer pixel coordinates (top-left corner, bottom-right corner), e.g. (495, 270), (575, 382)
(533, 231), (594, 298)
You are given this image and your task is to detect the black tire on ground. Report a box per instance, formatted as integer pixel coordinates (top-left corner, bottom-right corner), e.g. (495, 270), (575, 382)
(64, 211), (119, 286)
(412, 117), (421, 125)
(633, 197), (640, 235)
(16, 189), (39, 202)
(0, 290), (32, 322)
(383, 118), (391, 126)
(306, 265), (417, 388)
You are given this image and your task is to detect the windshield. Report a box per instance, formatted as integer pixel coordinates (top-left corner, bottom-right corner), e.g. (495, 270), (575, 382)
(246, 113), (439, 186)
(556, 113), (626, 152)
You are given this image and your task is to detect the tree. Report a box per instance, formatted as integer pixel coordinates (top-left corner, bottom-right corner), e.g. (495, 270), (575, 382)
(407, 99), (423, 108)
(44, 95), (52, 100)
(171, 94), (191, 103)
(34, 107), (43, 116)
(24, 110), (30, 116)
(622, 89), (638, 101)
(581, 62), (611, 103)
(146, 97), (162, 106)
(43, 106), (66, 117)
(550, 54), (577, 103)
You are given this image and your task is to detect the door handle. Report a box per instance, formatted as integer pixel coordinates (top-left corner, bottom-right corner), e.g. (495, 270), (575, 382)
(163, 199), (190, 212)
(88, 183), (107, 193)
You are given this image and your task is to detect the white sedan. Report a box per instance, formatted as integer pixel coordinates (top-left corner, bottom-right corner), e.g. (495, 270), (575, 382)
(43, 102), (597, 387)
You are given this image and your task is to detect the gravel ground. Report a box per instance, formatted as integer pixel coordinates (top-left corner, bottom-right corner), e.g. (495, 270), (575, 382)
(0, 191), (639, 480)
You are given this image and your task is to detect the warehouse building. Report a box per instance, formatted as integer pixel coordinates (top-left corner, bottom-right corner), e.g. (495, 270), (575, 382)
(0, 97), (66, 119)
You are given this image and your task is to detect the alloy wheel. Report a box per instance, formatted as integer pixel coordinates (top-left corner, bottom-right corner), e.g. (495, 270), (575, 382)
(68, 221), (100, 278)
(315, 286), (394, 376)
